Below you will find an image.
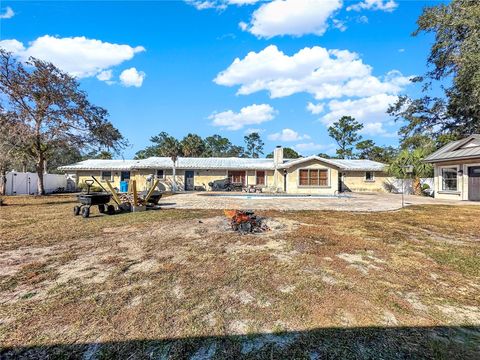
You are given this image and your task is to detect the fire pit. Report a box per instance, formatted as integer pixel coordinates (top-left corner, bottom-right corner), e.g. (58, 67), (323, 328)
(224, 210), (270, 234)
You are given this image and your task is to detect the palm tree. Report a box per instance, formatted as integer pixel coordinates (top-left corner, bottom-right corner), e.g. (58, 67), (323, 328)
(388, 148), (433, 195)
(162, 137), (183, 193)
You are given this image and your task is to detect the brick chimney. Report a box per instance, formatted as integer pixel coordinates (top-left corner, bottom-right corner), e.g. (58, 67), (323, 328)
(273, 146), (283, 166)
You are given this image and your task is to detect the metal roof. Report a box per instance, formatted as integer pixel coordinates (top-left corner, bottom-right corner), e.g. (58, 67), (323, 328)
(424, 134), (480, 162)
(135, 157), (276, 170)
(58, 159), (139, 171)
(279, 156), (386, 171)
(58, 156), (386, 172)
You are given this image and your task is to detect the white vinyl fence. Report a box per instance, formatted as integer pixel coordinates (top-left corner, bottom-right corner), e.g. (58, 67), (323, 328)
(385, 178), (434, 195)
(4, 171), (75, 195)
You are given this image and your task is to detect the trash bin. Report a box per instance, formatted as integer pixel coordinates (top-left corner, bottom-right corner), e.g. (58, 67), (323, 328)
(120, 181), (128, 193)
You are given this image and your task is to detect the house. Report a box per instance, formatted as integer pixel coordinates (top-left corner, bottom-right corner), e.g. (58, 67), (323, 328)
(424, 134), (480, 201)
(58, 147), (388, 194)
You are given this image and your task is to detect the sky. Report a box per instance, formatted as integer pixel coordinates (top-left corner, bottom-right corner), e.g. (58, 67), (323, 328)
(0, 0), (446, 158)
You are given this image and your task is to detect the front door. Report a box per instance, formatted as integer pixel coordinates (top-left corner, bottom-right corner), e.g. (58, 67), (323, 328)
(185, 171), (195, 191)
(468, 166), (480, 201)
(120, 171), (130, 181)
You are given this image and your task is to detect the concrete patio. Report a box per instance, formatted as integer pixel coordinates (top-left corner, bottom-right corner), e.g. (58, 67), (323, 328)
(159, 192), (480, 212)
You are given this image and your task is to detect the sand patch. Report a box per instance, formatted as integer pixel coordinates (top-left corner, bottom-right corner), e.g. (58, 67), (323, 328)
(436, 304), (480, 324)
(337, 252), (385, 274)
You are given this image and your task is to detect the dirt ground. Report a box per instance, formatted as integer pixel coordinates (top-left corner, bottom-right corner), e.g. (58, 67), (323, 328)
(0, 195), (479, 359)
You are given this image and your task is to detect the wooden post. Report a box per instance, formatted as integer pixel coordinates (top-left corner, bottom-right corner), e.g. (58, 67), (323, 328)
(105, 180), (122, 205)
(132, 179), (138, 206)
(144, 179), (159, 203)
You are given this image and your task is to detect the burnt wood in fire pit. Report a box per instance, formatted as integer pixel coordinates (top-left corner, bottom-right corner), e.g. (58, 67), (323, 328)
(224, 209), (269, 234)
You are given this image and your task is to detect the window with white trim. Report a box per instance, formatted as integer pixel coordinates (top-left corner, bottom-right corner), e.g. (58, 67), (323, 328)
(442, 168), (457, 191)
(156, 169), (165, 179)
(365, 171), (375, 182)
(101, 171), (112, 181)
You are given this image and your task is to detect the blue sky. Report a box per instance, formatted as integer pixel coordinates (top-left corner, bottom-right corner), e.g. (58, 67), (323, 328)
(0, 0), (444, 158)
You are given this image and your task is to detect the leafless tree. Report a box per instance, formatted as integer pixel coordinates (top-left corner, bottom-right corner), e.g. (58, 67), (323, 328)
(0, 50), (126, 194)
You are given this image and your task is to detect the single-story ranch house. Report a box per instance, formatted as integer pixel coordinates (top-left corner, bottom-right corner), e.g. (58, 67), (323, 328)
(59, 147), (388, 194)
(425, 134), (480, 201)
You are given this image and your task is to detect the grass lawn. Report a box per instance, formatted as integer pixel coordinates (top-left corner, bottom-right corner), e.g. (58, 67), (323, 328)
(0, 195), (479, 359)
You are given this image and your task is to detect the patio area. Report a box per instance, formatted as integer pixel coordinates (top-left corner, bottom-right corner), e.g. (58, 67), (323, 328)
(160, 192), (480, 212)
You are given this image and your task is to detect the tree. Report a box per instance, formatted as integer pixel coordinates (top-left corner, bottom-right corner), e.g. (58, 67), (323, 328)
(181, 133), (205, 157)
(204, 134), (235, 157)
(317, 153), (337, 159)
(0, 50), (126, 194)
(355, 140), (398, 164)
(163, 137), (183, 193)
(388, 148), (433, 195)
(266, 147), (300, 159)
(328, 116), (363, 159)
(134, 132), (183, 159)
(388, 0), (480, 143)
(244, 132), (264, 158)
(226, 145), (245, 157)
(0, 112), (28, 195)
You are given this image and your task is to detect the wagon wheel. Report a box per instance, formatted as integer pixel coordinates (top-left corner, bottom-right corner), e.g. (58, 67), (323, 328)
(107, 205), (115, 215)
(81, 207), (90, 218)
(73, 206), (81, 216)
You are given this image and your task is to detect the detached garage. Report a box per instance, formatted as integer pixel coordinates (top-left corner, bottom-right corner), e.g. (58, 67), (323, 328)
(425, 134), (480, 201)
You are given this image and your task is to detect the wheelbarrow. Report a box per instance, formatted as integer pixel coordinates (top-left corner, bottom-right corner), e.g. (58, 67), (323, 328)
(74, 180), (114, 218)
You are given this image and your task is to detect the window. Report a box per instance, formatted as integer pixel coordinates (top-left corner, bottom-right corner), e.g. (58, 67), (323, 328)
(299, 169), (328, 186)
(101, 171), (112, 181)
(365, 171), (375, 182)
(442, 168), (458, 191)
(156, 169), (165, 179)
(256, 171), (265, 185)
(228, 171), (246, 185)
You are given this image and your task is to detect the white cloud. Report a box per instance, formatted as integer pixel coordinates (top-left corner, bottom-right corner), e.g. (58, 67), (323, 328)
(294, 142), (336, 155)
(306, 102), (325, 115)
(244, 128), (265, 134)
(398, 48), (405, 53)
(358, 15), (369, 23)
(333, 19), (347, 32)
(347, 0), (398, 12)
(0, 35), (145, 79)
(215, 45), (412, 100)
(320, 94), (399, 136)
(96, 69), (113, 82)
(209, 104), (276, 130)
(243, 0), (342, 38)
(268, 128), (310, 142)
(227, 0), (261, 5)
(0, 6), (14, 19)
(0, 39), (25, 53)
(119, 67), (146, 87)
(185, 0), (259, 10)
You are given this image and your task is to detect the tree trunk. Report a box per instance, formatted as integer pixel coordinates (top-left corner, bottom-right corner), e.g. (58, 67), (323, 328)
(171, 158), (177, 193)
(413, 177), (422, 196)
(36, 154), (46, 195)
(0, 167), (6, 196)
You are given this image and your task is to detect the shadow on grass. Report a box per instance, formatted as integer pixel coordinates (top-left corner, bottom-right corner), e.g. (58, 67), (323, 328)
(1, 326), (479, 359)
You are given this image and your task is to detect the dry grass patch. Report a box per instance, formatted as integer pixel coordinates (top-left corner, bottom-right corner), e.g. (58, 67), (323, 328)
(0, 195), (479, 358)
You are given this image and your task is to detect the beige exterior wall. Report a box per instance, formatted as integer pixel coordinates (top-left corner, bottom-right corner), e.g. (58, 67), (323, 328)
(281, 159), (339, 195)
(432, 158), (480, 201)
(76, 170), (124, 189)
(73, 164), (390, 195)
(341, 171), (389, 192)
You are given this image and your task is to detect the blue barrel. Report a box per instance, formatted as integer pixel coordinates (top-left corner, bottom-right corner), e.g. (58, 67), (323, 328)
(120, 181), (128, 193)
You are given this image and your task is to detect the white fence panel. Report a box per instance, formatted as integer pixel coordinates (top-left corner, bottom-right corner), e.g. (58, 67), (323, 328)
(5, 172), (68, 195)
(385, 178), (434, 195)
